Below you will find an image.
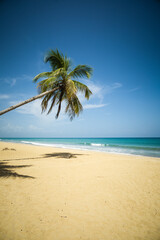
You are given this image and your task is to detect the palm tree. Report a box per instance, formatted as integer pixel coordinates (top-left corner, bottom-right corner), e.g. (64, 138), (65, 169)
(0, 49), (93, 119)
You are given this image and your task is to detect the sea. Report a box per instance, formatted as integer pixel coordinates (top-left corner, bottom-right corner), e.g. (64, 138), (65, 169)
(0, 138), (160, 158)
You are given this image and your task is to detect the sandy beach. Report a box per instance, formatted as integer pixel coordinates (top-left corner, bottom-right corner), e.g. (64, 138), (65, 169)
(0, 141), (160, 240)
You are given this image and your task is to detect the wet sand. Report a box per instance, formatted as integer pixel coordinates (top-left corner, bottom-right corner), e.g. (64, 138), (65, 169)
(0, 141), (160, 240)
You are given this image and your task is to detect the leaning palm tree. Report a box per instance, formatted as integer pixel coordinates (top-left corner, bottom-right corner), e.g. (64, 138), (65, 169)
(0, 49), (93, 119)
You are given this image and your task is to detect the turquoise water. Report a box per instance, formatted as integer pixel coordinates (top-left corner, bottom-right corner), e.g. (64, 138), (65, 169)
(0, 138), (160, 158)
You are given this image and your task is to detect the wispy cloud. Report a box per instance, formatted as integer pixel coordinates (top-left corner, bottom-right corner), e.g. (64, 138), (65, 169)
(80, 81), (121, 110)
(7, 81), (120, 119)
(105, 82), (122, 94)
(84, 81), (122, 99)
(9, 99), (66, 122)
(1, 74), (33, 87)
(84, 81), (104, 102)
(9, 99), (44, 117)
(83, 103), (108, 109)
(0, 123), (23, 133)
(28, 124), (43, 131)
(128, 87), (140, 92)
(4, 77), (17, 87)
(0, 94), (10, 99)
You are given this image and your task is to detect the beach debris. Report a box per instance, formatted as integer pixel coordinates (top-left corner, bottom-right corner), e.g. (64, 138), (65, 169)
(155, 209), (158, 216)
(11, 148), (16, 151)
(2, 148), (16, 151)
(60, 216), (67, 218)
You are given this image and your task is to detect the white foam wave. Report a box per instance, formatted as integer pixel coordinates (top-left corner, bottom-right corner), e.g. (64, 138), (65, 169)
(21, 141), (108, 151)
(21, 141), (57, 147)
(91, 143), (105, 147)
(19, 140), (160, 158)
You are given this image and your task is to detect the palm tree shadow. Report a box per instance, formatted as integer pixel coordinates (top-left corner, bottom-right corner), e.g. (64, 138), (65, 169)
(2, 152), (84, 162)
(0, 161), (34, 179)
(42, 152), (82, 159)
(0, 152), (83, 178)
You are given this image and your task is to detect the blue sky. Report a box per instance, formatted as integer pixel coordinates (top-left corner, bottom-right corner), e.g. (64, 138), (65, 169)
(0, 0), (160, 137)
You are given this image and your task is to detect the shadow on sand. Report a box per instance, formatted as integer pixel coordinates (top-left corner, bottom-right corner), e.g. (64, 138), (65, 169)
(0, 161), (34, 178)
(43, 152), (82, 159)
(0, 152), (83, 179)
(2, 152), (83, 162)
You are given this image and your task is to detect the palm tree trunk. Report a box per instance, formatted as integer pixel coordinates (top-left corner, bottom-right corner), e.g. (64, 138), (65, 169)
(0, 88), (58, 116)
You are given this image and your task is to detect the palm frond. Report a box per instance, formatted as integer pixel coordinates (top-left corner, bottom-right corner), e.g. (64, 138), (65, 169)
(64, 56), (72, 72)
(33, 72), (52, 82)
(72, 95), (83, 114)
(69, 65), (93, 79)
(37, 77), (57, 93)
(49, 68), (64, 77)
(73, 80), (92, 99)
(33, 49), (93, 119)
(65, 95), (83, 120)
(65, 100), (75, 120)
(56, 92), (64, 119)
(66, 80), (77, 99)
(44, 49), (65, 71)
(41, 92), (54, 113)
(47, 92), (59, 114)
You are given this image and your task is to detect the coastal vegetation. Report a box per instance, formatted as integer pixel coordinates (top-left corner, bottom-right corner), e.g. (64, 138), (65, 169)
(0, 49), (93, 119)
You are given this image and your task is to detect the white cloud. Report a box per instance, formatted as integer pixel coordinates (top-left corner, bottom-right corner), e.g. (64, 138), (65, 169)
(79, 81), (121, 110)
(83, 103), (108, 109)
(11, 78), (16, 87)
(83, 81), (122, 101)
(7, 80), (120, 120)
(1, 74), (33, 87)
(28, 124), (43, 131)
(11, 81), (106, 119)
(84, 81), (104, 102)
(4, 77), (17, 87)
(0, 123), (23, 133)
(105, 82), (122, 94)
(0, 94), (10, 99)
(112, 82), (122, 88)
(128, 87), (140, 92)
(10, 99), (66, 122)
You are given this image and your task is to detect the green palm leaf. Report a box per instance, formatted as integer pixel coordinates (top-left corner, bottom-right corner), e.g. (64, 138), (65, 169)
(73, 80), (92, 99)
(44, 49), (65, 71)
(33, 72), (52, 82)
(65, 95), (83, 120)
(37, 77), (57, 93)
(47, 92), (59, 115)
(41, 92), (54, 113)
(68, 65), (93, 79)
(33, 49), (93, 119)
(65, 80), (77, 99)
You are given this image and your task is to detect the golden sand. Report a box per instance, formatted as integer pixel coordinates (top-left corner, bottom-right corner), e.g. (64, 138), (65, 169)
(0, 141), (160, 240)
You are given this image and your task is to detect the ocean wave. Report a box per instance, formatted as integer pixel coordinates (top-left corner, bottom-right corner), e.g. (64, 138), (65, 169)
(91, 143), (105, 147)
(12, 140), (160, 152)
(21, 141), (55, 147)
(21, 141), (90, 150)
(19, 140), (160, 158)
(81, 142), (160, 152)
(107, 144), (160, 151)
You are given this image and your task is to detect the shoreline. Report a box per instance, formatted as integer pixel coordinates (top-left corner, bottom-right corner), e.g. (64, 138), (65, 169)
(0, 139), (160, 159)
(0, 141), (160, 240)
